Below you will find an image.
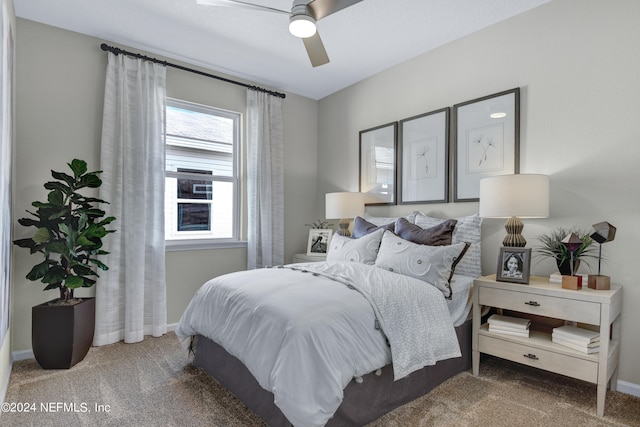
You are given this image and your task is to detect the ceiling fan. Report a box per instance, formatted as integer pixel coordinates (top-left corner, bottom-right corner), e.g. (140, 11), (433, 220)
(196, 0), (363, 67)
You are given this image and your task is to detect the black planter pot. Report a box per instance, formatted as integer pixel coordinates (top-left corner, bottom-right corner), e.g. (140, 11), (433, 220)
(557, 259), (581, 276)
(32, 297), (95, 369)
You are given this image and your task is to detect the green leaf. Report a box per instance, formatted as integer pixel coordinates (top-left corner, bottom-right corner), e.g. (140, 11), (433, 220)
(33, 228), (51, 243)
(42, 266), (67, 284)
(69, 159), (88, 178)
(79, 173), (102, 189)
(71, 264), (95, 276)
(47, 189), (65, 206)
(64, 275), (84, 289)
(26, 260), (52, 281)
(13, 238), (36, 249)
(18, 218), (41, 228)
(51, 170), (75, 187)
(44, 181), (71, 194)
(87, 258), (109, 270)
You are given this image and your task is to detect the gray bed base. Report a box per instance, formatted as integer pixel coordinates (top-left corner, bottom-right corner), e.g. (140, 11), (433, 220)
(193, 318), (472, 426)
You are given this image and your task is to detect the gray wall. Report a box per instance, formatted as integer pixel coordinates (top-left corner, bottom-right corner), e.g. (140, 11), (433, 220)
(12, 19), (319, 352)
(317, 0), (640, 387)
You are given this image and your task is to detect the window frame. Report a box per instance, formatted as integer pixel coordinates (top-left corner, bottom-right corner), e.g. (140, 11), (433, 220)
(164, 98), (245, 251)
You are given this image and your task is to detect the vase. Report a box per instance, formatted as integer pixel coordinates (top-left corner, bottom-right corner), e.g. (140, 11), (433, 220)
(557, 259), (581, 276)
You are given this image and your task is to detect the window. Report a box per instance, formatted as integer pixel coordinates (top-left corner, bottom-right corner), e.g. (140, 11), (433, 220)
(164, 98), (241, 249)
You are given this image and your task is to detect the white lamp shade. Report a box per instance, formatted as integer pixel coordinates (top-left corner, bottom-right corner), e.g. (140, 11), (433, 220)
(325, 192), (365, 219)
(479, 174), (549, 218)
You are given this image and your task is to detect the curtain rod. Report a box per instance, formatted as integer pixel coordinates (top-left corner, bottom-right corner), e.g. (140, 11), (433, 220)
(100, 43), (286, 99)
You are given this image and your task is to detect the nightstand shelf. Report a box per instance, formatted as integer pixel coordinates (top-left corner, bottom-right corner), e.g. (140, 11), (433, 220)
(472, 275), (622, 416)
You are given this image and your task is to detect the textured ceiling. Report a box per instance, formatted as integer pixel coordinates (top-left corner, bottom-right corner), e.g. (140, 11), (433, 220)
(14, 0), (551, 99)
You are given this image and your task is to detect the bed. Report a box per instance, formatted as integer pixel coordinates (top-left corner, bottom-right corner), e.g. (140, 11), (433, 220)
(176, 213), (482, 426)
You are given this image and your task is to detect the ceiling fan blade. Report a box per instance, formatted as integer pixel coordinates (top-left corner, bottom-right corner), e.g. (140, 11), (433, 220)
(307, 0), (363, 20)
(302, 32), (330, 67)
(196, 0), (289, 15)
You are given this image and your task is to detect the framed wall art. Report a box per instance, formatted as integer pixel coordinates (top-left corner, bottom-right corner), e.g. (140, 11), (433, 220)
(453, 88), (520, 202)
(496, 247), (531, 284)
(306, 229), (332, 257)
(398, 107), (449, 204)
(359, 122), (397, 205)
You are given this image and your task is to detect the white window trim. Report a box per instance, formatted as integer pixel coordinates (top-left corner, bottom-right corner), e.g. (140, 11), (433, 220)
(165, 98), (242, 248)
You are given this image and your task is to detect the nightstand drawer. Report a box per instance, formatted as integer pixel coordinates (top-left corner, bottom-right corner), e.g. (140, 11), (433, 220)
(479, 334), (597, 383)
(478, 287), (600, 324)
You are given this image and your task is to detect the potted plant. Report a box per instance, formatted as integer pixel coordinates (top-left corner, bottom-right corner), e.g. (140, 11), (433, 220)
(13, 159), (115, 369)
(534, 227), (597, 275)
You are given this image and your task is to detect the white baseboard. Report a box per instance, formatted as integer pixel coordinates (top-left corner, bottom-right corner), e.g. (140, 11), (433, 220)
(12, 349), (34, 362)
(616, 380), (640, 398)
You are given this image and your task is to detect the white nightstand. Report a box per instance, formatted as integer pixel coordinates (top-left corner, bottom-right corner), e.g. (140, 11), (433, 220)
(292, 253), (326, 263)
(472, 275), (622, 416)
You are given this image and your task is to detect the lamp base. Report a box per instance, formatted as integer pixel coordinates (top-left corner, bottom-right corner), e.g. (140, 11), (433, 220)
(337, 219), (351, 237)
(502, 216), (526, 247)
(587, 275), (610, 290)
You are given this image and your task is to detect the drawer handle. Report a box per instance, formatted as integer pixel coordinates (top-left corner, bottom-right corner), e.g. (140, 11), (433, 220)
(524, 301), (540, 307)
(523, 353), (539, 360)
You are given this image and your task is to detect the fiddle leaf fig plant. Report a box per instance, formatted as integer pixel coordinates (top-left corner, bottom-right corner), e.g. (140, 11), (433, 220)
(13, 159), (116, 301)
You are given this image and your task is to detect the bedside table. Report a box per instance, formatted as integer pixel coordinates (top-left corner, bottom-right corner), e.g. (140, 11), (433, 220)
(472, 275), (622, 416)
(292, 253), (326, 263)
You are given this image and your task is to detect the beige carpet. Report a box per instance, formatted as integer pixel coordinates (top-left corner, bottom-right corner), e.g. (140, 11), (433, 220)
(3, 332), (639, 426)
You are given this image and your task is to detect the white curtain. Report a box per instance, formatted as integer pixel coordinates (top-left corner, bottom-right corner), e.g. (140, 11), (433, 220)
(247, 90), (284, 269)
(94, 52), (167, 345)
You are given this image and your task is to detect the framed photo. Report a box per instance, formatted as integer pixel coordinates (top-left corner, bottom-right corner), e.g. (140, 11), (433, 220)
(359, 122), (397, 205)
(398, 107), (449, 204)
(306, 229), (333, 257)
(496, 247), (531, 284)
(453, 88), (520, 202)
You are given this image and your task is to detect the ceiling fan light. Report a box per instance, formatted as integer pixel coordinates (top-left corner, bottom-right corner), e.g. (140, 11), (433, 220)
(289, 14), (316, 38)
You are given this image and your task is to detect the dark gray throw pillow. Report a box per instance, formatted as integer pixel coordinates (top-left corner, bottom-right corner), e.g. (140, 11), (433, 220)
(394, 217), (457, 246)
(351, 216), (395, 239)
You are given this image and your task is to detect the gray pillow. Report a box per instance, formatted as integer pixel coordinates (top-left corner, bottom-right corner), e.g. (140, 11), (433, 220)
(414, 213), (482, 278)
(394, 217), (457, 246)
(326, 228), (384, 265)
(375, 231), (467, 299)
(352, 216), (395, 239)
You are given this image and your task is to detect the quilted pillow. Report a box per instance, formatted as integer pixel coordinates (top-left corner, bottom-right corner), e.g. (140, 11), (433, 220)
(375, 231), (468, 299)
(414, 213), (482, 278)
(394, 217), (457, 246)
(326, 228), (384, 265)
(352, 216), (395, 239)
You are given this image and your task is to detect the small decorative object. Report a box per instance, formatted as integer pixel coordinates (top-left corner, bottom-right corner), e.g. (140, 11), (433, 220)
(561, 232), (583, 290)
(588, 221), (616, 290)
(496, 247), (531, 284)
(453, 88), (520, 202)
(534, 227), (597, 275)
(306, 229), (332, 257)
(479, 174), (549, 247)
(359, 122), (397, 205)
(398, 107), (449, 204)
(325, 192), (364, 237)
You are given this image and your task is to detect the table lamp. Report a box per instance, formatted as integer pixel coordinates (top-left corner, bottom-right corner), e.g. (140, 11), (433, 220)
(588, 221), (616, 290)
(479, 174), (550, 247)
(325, 192), (365, 237)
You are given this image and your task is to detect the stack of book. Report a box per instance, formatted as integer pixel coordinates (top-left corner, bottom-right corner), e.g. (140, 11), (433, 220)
(552, 325), (600, 354)
(549, 272), (588, 284)
(487, 314), (531, 337)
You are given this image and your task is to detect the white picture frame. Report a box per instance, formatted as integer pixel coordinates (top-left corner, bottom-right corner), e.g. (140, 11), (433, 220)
(306, 229), (332, 257)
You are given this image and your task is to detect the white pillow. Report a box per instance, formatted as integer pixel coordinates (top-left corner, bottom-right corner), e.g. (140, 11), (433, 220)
(326, 228), (384, 265)
(414, 213), (482, 278)
(375, 231), (468, 299)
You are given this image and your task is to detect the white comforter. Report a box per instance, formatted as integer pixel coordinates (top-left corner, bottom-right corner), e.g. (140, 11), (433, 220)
(176, 261), (461, 427)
